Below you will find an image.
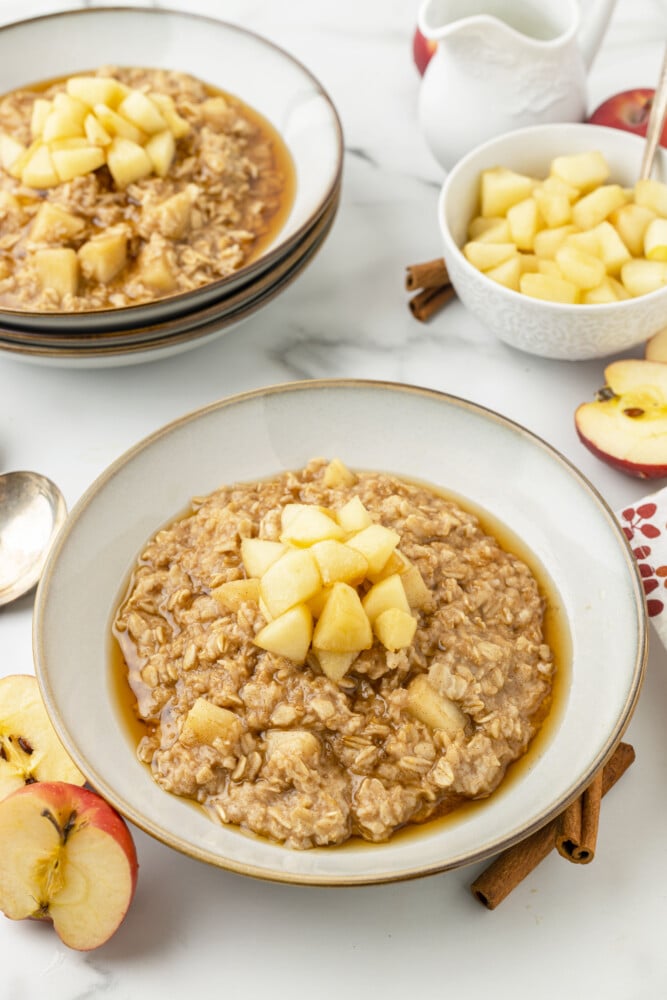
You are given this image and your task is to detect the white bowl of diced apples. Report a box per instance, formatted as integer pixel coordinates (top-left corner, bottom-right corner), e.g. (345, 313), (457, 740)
(438, 123), (667, 360)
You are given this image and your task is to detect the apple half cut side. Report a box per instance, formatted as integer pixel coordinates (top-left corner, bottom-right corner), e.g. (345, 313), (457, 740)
(0, 781), (138, 951)
(0, 674), (86, 800)
(575, 359), (667, 478)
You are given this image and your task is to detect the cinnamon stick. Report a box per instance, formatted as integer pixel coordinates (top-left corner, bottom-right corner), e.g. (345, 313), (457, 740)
(405, 257), (450, 291)
(555, 768), (603, 863)
(470, 742), (635, 909)
(408, 283), (456, 322)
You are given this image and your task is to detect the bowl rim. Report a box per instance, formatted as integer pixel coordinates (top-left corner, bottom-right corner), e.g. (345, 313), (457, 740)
(32, 378), (648, 884)
(0, 5), (344, 328)
(438, 121), (667, 313)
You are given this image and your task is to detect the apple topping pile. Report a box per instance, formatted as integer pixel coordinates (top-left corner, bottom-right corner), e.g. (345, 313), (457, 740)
(0, 75), (190, 190)
(464, 151), (667, 302)
(212, 459), (431, 681)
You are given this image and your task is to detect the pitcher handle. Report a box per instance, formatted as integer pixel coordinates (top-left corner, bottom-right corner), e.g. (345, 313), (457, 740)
(576, 0), (618, 70)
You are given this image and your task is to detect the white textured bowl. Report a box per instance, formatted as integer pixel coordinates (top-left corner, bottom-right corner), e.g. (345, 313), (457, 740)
(438, 123), (667, 360)
(33, 381), (646, 885)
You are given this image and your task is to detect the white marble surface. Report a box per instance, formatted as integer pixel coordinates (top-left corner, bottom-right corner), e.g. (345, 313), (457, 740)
(1, 0), (667, 996)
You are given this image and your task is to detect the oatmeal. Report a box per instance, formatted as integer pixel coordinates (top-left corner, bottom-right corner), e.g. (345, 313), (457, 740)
(0, 66), (293, 311)
(113, 459), (555, 850)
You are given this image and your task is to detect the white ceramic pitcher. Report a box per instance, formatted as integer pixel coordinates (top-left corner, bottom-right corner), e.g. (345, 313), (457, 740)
(417, 0), (617, 171)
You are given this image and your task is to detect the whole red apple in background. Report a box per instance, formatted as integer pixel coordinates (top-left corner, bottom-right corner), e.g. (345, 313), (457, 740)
(413, 26), (436, 76)
(588, 88), (667, 147)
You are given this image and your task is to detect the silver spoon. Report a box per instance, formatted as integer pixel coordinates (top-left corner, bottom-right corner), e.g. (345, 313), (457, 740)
(0, 471), (67, 606)
(639, 45), (667, 180)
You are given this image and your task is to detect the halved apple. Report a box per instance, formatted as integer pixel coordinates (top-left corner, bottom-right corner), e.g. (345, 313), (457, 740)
(0, 674), (86, 800)
(575, 359), (667, 478)
(0, 781), (138, 951)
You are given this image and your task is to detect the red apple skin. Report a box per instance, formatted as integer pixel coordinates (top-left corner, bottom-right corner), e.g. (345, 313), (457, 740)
(575, 416), (667, 479)
(413, 27), (437, 76)
(0, 782), (139, 950)
(588, 88), (667, 147)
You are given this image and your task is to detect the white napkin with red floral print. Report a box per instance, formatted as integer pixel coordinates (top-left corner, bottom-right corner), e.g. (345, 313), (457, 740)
(616, 489), (667, 646)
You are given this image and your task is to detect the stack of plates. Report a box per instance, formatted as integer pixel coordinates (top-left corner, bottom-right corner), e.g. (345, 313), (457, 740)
(0, 8), (343, 367)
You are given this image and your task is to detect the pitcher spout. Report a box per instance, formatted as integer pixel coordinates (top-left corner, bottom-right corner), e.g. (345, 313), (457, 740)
(577, 0), (618, 69)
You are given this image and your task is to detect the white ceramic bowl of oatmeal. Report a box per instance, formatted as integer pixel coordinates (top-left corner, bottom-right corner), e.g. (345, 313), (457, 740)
(438, 123), (667, 361)
(33, 380), (646, 885)
(0, 7), (342, 332)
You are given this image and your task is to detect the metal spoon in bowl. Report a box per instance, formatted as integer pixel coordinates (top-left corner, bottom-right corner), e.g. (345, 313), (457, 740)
(639, 45), (667, 180)
(0, 471), (67, 606)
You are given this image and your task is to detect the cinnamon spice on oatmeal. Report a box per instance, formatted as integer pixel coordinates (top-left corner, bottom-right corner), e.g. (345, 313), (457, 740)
(405, 257), (449, 291)
(470, 742), (635, 909)
(555, 768), (603, 863)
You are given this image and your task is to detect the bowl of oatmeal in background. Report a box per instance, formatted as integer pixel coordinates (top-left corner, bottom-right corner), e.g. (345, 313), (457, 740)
(33, 380), (646, 885)
(0, 7), (342, 335)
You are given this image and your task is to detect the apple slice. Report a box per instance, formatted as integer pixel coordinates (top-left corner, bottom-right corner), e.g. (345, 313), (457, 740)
(645, 326), (667, 362)
(575, 359), (667, 478)
(0, 675), (86, 800)
(0, 781), (138, 951)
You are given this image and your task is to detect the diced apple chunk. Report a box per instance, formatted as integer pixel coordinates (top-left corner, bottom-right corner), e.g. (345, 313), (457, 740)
(84, 113), (112, 147)
(555, 244), (606, 290)
(280, 506), (344, 546)
(280, 503), (333, 530)
(463, 241), (517, 271)
(399, 563), (432, 609)
(313, 648), (358, 682)
(260, 547), (321, 618)
(21, 144), (59, 188)
(588, 220), (632, 275)
(136, 244), (176, 291)
(533, 186), (571, 228)
(467, 215), (507, 240)
(66, 76), (130, 109)
(33, 247), (79, 297)
(312, 582), (372, 652)
(644, 218), (667, 261)
(94, 104), (146, 145)
(620, 258), (667, 297)
(241, 538), (286, 578)
(519, 272), (578, 303)
(611, 203), (656, 257)
(149, 92), (191, 138)
(533, 224), (578, 259)
(335, 495), (372, 534)
(254, 603), (313, 664)
(361, 573), (410, 624)
(480, 167), (536, 217)
(374, 607), (416, 651)
(345, 524), (400, 576)
(181, 698), (242, 747)
(572, 184), (627, 230)
(506, 197), (540, 251)
(117, 91), (168, 135)
(582, 276), (630, 304)
(634, 178), (667, 217)
(366, 549), (405, 584)
(144, 129), (176, 178)
(30, 99), (51, 139)
(310, 539), (368, 585)
(211, 578), (260, 611)
(77, 228), (128, 284)
(550, 151), (610, 192)
(0, 133), (25, 171)
(485, 256), (521, 291)
(323, 457), (357, 488)
(52, 144), (105, 182)
(106, 136), (152, 188)
(406, 675), (467, 735)
(30, 202), (85, 243)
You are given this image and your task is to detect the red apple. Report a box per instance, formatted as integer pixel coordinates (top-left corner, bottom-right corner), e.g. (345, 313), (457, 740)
(413, 27), (436, 76)
(588, 88), (667, 148)
(0, 781), (138, 950)
(0, 674), (86, 800)
(575, 359), (667, 478)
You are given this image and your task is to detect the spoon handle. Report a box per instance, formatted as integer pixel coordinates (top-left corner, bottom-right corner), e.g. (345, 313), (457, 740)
(640, 45), (667, 181)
